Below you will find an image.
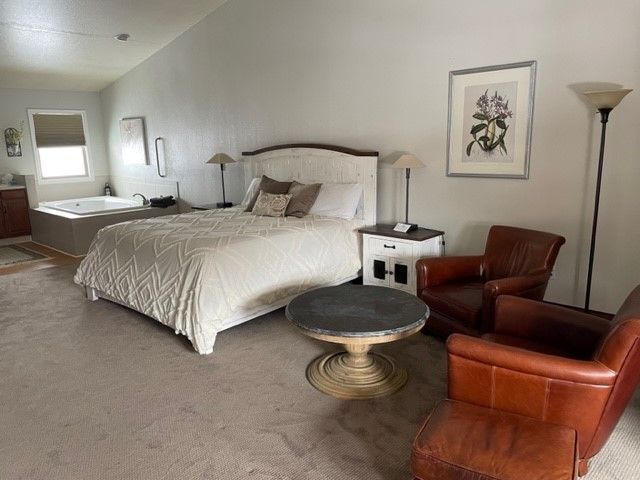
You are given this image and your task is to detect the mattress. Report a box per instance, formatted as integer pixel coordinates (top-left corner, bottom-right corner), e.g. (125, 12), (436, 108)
(74, 207), (362, 354)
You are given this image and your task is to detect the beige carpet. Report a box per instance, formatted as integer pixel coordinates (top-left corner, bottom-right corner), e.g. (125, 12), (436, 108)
(1, 265), (638, 480)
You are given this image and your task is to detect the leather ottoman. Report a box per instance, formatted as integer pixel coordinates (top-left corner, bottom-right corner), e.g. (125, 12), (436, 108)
(411, 400), (578, 480)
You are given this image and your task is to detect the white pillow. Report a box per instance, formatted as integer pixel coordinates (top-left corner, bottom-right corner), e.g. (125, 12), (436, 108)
(241, 177), (261, 207)
(308, 183), (362, 220)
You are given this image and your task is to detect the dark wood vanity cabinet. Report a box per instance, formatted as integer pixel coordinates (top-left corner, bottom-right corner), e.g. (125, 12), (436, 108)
(0, 188), (31, 238)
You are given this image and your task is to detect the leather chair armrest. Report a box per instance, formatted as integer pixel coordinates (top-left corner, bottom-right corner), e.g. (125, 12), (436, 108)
(416, 255), (483, 293)
(492, 296), (611, 358)
(446, 334), (616, 386)
(480, 271), (551, 331)
(484, 271), (551, 299)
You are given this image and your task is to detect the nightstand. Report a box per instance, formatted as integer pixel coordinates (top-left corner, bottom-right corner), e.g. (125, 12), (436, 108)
(191, 203), (234, 211)
(358, 224), (444, 295)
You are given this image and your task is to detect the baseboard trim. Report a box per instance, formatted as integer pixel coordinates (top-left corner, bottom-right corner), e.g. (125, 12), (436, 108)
(543, 301), (614, 320)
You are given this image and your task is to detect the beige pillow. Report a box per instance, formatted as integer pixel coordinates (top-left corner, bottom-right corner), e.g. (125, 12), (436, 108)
(285, 181), (322, 217)
(251, 191), (292, 217)
(245, 175), (292, 211)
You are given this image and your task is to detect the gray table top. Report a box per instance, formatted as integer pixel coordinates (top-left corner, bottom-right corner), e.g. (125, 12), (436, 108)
(286, 284), (429, 338)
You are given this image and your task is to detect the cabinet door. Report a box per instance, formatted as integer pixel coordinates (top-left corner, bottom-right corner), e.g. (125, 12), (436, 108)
(1, 193), (31, 236)
(389, 257), (412, 292)
(368, 254), (390, 287)
(0, 203), (5, 237)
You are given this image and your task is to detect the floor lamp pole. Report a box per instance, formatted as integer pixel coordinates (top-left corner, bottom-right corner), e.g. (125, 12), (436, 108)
(584, 108), (611, 311)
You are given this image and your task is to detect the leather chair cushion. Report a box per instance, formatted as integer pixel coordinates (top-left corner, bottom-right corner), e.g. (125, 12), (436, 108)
(420, 282), (483, 329)
(411, 400), (578, 480)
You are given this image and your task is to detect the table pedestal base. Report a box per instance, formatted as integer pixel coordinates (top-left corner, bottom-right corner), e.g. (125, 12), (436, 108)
(306, 343), (408, 399)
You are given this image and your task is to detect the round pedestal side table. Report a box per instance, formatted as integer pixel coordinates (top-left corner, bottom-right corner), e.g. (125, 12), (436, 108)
(286, 284), (429, 400)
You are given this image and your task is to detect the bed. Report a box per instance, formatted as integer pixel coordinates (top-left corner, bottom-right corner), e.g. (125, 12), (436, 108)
(74, 144), (378, 354)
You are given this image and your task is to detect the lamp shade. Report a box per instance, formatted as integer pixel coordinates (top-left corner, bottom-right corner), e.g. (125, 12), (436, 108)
(583, 89), (632, 109)
(207, 153), (236, 165)
(392, 154), (424, 169)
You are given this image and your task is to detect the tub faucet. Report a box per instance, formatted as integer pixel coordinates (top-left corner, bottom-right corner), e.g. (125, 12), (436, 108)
(133, 193), (149, 206)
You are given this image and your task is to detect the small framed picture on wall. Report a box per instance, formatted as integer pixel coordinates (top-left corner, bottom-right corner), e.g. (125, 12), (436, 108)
(446, 60), (537, 179)
(120, 117), (148, 165)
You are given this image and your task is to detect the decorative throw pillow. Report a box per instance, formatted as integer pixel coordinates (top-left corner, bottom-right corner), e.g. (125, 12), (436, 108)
(251, 191), (292, 217)
(245, 175), (292, 211)
(285, 181), (322, 218)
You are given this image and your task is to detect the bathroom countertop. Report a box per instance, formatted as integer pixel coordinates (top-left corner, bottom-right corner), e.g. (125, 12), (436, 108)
(0, 184), (26, 191)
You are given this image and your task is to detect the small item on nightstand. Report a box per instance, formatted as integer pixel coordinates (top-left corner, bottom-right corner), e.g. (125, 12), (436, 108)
(393, 222), (417, 233)
(150, 195), (176, 208)
(104, 182), (112, 196)
(191, 203), (225, 210)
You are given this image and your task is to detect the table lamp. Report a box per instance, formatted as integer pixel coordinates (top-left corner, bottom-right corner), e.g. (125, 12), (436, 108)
(582, 88), (632, 310)
(207, 153), (236, 208)
(392, 153), (425, 232)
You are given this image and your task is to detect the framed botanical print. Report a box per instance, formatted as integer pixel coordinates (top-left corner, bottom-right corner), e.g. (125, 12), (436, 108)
(120, 117), (148, 165)
(446, 61), (537, 178)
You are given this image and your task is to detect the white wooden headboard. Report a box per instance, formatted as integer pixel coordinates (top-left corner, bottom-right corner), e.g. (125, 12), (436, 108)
(242, 144), (378, 226)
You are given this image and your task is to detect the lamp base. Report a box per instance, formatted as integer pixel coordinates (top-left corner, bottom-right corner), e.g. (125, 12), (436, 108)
(217, 202), (233, 208)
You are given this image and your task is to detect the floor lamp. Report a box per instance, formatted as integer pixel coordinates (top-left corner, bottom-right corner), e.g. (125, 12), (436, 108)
(207, 153), (236, 208)
(582, 88), (632, 311)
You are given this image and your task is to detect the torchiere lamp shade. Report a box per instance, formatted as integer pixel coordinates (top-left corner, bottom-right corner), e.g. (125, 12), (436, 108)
(583, 89), (633, 109)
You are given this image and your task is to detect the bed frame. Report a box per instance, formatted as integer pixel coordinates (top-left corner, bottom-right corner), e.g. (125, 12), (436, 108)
(242, 144), (378, 226)
(85, 144), (378, 350)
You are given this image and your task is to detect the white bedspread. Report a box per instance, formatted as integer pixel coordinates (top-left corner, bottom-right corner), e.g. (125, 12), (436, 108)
(74, 207), (362, 354)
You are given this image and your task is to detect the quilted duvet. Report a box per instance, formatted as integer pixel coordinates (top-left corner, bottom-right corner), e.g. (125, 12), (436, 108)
(74, 207), (362, 354)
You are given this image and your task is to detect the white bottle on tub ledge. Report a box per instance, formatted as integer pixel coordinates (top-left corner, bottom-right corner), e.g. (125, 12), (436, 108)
(104, 182), (112, 196)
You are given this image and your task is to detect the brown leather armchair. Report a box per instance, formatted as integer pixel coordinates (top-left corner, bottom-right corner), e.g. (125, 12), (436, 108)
(447, 287), (640, 476)
(417, 225), (565, 336)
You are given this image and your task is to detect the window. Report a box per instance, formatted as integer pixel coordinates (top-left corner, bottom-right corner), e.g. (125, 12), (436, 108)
(28, 110), (93, 183)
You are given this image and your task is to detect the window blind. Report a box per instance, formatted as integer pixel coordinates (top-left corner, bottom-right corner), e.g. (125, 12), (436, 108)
(33, 113), (86, 147)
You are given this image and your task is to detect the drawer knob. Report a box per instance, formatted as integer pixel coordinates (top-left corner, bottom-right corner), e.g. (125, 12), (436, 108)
(383, 244), (396, 249)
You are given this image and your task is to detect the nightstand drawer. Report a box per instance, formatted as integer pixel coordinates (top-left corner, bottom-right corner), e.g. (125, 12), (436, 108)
(367, 237), (413, 258)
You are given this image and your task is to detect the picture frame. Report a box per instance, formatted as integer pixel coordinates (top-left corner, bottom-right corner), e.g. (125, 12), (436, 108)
(446, 60), (537, 179)
(4, 126), (23, 157)
(119, 117), (148, 165)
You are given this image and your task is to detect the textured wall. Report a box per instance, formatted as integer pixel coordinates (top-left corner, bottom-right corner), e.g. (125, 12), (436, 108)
(0, 88), (110, 201)
(99, 0), (640, 312)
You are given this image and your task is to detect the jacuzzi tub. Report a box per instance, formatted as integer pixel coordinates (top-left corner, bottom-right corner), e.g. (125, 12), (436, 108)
(31, 196), (178, 255)
(40, 196), (147, 215)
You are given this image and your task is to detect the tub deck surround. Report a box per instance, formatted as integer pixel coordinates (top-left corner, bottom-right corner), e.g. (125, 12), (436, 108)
(30, 198), (178, 256)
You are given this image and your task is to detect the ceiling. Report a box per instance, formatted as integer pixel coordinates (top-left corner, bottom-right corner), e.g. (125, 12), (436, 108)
(0, 0), (227, 92)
